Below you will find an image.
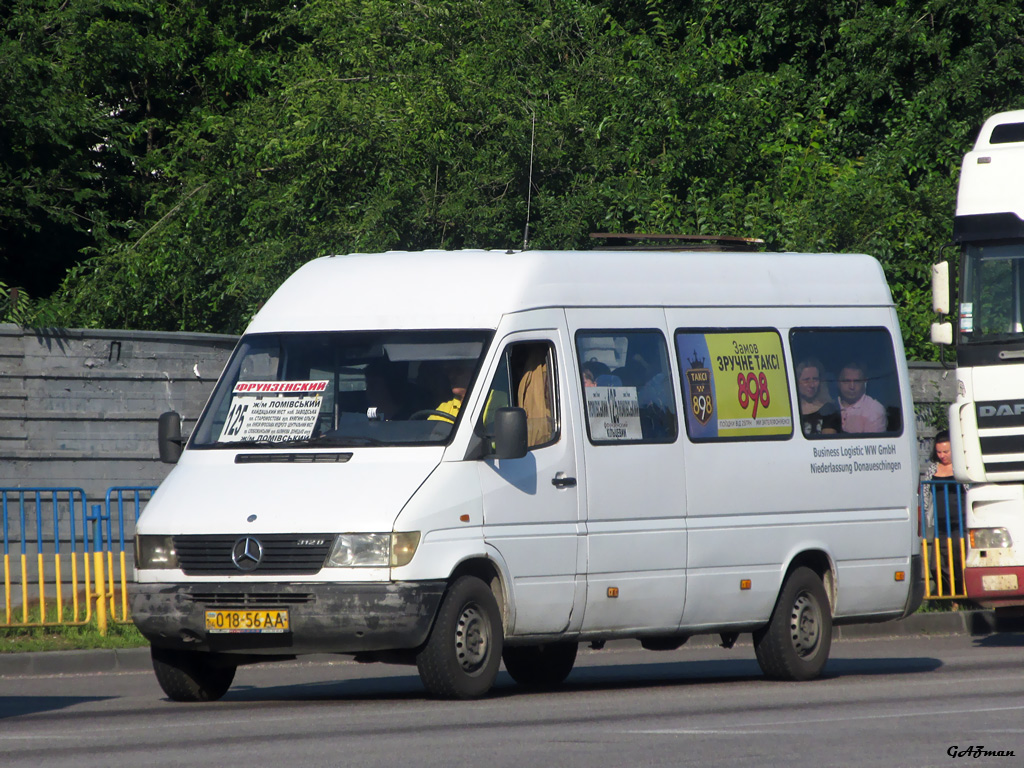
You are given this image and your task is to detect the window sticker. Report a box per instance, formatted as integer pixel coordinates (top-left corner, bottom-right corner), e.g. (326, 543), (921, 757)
(960, 302), (974, 333)
(676, 330), (792, 440)
(585, 386), (643, 441)
(218, 380), (328, 443)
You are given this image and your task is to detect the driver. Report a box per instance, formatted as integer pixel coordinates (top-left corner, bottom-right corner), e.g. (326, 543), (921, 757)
(428, 360), (474, 423)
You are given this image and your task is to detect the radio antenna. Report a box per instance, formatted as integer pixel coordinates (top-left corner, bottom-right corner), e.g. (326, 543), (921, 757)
(522, 110), (536, 250)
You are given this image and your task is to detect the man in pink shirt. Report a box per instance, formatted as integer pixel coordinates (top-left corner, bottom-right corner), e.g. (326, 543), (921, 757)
(838, 362), (887, 433)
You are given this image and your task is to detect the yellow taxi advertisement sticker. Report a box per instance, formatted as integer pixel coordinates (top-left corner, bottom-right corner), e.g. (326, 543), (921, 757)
(677, 330), (792, 440)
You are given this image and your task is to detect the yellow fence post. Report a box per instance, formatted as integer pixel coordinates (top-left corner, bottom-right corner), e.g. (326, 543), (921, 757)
(921, 539), (933, 598)
(93, 550), (107, 636)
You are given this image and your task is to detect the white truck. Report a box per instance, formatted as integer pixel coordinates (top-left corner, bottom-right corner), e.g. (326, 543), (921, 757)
(932, 110), (1024, 611)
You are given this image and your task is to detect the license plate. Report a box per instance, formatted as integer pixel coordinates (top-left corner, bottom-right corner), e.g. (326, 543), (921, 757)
(205, 609), (290, 634)
(981, 574), (1019, 592)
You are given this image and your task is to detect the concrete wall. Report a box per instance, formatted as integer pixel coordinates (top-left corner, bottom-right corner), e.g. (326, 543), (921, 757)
(0, 324), (236, 503)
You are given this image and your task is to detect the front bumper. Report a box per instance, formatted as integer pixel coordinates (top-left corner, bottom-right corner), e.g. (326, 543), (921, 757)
(964, 566), (1024, 609)
(129, 580), (446, 656)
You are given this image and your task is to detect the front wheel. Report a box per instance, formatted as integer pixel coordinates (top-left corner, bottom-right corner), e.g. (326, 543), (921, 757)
(151, 646), (236, 702)
(753, 566), (832, 681)
(416, 576), (503, 699)
(502, 642), (578, 690)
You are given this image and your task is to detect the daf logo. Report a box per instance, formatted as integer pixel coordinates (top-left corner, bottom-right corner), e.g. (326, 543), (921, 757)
(978, 403), (1024, 418)
(231, 537), (263, 571)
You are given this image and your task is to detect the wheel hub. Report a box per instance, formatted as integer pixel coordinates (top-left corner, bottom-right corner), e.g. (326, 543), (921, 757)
(455, 603), (489, 672)
(789, 592), (821, 657)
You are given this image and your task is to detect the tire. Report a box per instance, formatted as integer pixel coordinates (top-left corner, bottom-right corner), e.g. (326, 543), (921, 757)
(151, 645), (236, 702)
(502, 642), (578, 690)
(416, 576), (503, 699)
(753, 567), (832, 681)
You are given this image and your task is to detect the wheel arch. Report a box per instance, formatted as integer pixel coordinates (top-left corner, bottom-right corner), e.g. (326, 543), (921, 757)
(783, 548), (836, 614)
(449, 555), (509, 633)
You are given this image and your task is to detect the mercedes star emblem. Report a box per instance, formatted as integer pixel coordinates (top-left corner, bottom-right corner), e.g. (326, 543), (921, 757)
(231, 536), (263, 571)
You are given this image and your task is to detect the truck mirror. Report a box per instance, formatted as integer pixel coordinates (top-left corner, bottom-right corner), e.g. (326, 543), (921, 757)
(158, 411), (183, 464)
(931, 261), (950, 315)
(493, 407), (528, 460)
(930, 322), (953, 345)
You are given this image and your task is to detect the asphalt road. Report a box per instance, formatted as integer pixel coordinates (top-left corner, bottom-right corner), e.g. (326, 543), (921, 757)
(2, 630), (1023, 768)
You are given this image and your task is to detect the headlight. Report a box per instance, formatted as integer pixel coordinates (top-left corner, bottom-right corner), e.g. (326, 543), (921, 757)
(969, 528), (1013, 549)
(325, 532), (421, 568)
(327, 533), (390, 567)
(135, 535), (178, 569)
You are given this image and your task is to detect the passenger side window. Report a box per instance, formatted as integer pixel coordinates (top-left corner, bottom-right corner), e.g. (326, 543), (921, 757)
(478, 342), (558, 449)
(789, 328), (902, 438)
(675, 328), (793, 442)
(576, 330), (678, 444)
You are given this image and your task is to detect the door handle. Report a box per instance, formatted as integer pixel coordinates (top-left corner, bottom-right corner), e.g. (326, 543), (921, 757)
(551, 472), (577, 489)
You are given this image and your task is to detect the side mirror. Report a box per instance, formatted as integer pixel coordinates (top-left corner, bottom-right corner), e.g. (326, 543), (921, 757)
(158, 411), (183, 464)
(930, 322), (953, 345)
(493, 407), (528, 460)
(931, 261), (950, 315)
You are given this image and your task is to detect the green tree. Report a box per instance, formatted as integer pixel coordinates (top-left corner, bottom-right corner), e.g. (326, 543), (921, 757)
(4, 0), (1023, 360)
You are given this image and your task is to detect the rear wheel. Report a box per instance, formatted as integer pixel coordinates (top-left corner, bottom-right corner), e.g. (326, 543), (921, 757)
(151, 646), (236, 702)
(502, 642), (578, 690)
(416, 576), (503, 699)
(753, 566), (832, 681)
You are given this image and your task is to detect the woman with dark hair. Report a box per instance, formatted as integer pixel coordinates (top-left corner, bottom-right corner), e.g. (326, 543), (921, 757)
(922, 429), (966, 598)
(796, 358), (840, 436)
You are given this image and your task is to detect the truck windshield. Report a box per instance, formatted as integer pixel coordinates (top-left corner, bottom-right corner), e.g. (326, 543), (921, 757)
(961, 241), (1024, 343)
(190, 330), (492, 449)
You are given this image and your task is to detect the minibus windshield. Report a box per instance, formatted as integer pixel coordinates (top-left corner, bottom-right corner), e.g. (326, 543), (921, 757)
(190, 330), (491, 449)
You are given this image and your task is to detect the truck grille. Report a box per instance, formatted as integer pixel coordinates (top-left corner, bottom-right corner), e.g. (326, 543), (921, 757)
(174, 534), (332, 575)
(976, 400), (1024, 476)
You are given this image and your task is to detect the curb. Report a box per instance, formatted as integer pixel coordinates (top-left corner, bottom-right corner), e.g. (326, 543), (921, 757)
(3, 610), (1019, 678)
(0, 646), (152, 678)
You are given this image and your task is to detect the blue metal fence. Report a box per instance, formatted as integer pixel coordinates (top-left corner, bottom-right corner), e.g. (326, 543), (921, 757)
(920, 479), (967, 599)
(1, 485), (155, 627)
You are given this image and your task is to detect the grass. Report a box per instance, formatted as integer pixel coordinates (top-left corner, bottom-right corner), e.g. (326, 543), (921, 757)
(0, 602), (148, 653)
(918, 598), (971, 613)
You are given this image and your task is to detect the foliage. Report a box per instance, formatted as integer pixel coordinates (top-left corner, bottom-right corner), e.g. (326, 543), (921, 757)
(3, 0), (1024, 357)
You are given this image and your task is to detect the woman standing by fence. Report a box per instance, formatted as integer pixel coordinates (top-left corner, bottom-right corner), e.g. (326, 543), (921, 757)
(922, 430), (967, 598)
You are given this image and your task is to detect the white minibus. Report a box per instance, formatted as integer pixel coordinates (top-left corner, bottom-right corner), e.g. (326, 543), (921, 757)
(131, 249), (924, 700)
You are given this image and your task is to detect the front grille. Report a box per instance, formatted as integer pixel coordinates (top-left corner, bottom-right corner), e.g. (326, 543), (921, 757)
(174, 534), (332, 575)
(186, 592), (316, 607)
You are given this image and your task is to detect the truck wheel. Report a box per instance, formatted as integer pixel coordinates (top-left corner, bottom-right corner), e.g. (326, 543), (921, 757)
(502, 642), (578, 689)
(151, 645), (236, 702)
(753, 566), (832, 681)
(416, 576), (503, 699)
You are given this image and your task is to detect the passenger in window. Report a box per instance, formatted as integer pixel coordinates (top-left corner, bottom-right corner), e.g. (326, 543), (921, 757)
(837, 362), (886, 433)
(581, 359), (621, 387)
(796, 358), (841, 436)
(516, 348), (554, 447)
(581, 360), (609, 388)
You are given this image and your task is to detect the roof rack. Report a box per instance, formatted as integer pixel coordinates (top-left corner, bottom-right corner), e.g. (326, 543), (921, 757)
(589, 233), (765, 252)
